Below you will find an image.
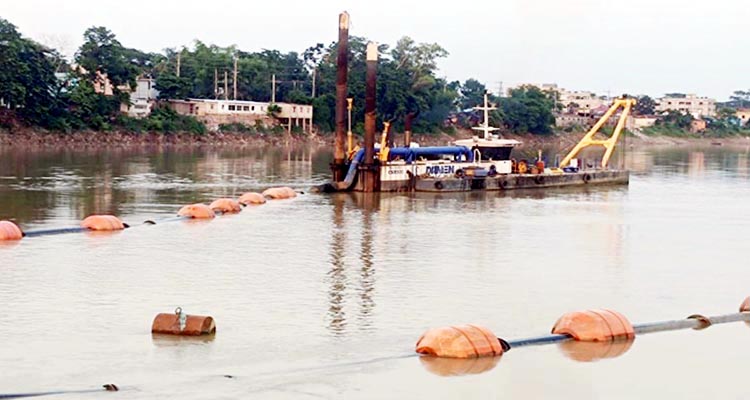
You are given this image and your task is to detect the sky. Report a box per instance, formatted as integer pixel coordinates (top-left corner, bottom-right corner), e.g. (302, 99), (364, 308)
(3, 0), (748, 101)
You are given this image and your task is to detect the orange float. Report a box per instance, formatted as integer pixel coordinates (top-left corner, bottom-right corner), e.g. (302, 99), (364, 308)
(177, 203), (216, 219)
(740, 297), (750, 313)
(209, 198), (242, 214)
(415, 324), (504, 358)
(0, 221), (24, 241)
(81, 215), (127, 231)
(238, 192), (267, 205)
(151, 308), (216, 336)
(552, 309), (634, 342)
(262, 187), (297, 200)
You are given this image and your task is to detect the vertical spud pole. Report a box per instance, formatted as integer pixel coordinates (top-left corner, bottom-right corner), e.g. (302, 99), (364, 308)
(332, 11), (350, 182)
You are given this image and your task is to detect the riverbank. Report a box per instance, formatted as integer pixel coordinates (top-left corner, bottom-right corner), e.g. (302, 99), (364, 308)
(2, 127), (749, 149)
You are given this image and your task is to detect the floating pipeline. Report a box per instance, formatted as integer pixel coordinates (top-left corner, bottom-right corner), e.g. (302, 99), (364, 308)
(416, 296), (750, 363)
(0, 187), (301, 241)
(0, 384), (118, 399)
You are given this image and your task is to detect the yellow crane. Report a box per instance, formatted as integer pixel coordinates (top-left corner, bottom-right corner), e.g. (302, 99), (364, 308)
(559, 97), (636, 169)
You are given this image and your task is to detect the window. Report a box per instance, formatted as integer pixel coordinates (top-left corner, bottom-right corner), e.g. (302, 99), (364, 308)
(228, 105), (236, 111)
(221, 104), (225, 110)
(243, 106), (249, 111)
(211, 105), (214, 110)
(251, 106), (255, 111)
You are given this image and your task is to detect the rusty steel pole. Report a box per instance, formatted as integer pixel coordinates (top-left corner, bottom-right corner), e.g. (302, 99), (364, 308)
(361, 42), (378, 192)
(332, 11), (350, 182)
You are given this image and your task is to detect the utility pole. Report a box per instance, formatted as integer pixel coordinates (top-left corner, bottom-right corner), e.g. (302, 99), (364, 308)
(311, 67), (316, 98)
(272, 73), (276, 103)
(176, 53), (181, 77)
(224, 70), (228, 100)
(233, 57), (238, 100)
(214, 68), (218, 99)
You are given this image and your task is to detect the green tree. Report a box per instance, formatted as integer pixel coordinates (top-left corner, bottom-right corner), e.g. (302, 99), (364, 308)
(0, 18), (69, 128)
(634, 95), (656, 115)
(76, 26), (139, 91)
(459, 79), (488, 110)
(499, 85), (556, 134)
(730, 90), (750, 108)
(155, 73), (191, 99)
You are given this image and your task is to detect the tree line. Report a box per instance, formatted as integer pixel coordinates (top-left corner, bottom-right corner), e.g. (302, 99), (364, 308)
(0, 18), (561, 135)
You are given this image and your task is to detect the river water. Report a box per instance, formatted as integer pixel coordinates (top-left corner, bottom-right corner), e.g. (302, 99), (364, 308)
(1, 144), (749, 399)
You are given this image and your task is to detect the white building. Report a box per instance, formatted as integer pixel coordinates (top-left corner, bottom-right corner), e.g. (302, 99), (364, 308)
(168, 98), (313, 132)
(655, 94), (716, 118)
(127, 77), (159, 118)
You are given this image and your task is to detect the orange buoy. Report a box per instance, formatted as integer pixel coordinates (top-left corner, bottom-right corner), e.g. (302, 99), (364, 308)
(151, 308), (216, 336)
(81, 215), (127, 231)
(262, 187), (297, 200)
(178, 203), (216, 219)
(415, 324), (504, 358)
(551, 309), (634, 342)
(419, 353), (500, 376)
(558, 339), (634, 362)
(0, 221), (23, 241)
(740, 297), (750, 313)
(238, 192), (266, 206)
(209, 198), (242, 214)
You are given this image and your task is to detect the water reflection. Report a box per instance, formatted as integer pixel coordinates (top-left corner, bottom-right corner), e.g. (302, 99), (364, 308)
(0, 146), (331, 225)
(419, 355), (500, 376)
(326, 193), (381, 335)
(557, 339), (634, 362)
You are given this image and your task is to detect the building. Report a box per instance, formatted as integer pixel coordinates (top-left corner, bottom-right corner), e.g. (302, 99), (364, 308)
(127, 77), (159, 118)
(655, 94), (716, 118)
(558, 90), (609, 115)
(167, 98), (313, 132)
(625, 115), (657, 130)
(735, 109), (750, 126)
(555, 113), (594, 128)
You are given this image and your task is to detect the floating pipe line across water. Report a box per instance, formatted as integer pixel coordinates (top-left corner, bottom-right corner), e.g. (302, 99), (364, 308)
(0, 384), (118, 399)
(0, 187), (300, 241)
(417, 298), (750, 359)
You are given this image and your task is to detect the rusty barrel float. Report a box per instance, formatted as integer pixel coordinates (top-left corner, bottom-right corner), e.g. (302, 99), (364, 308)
(416, 296), (750, 359)
(152, 307), (216, 336)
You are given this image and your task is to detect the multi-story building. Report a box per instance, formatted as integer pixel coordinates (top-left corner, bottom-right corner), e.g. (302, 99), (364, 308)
(655, 94), (716, 118)
(127, 77), (159, 118)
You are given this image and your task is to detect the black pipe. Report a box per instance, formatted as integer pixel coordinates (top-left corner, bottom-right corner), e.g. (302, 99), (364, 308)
(0, 384), (118, 399)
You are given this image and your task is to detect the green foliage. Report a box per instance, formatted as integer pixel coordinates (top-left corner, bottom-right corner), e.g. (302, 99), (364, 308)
(219, 122), (254, 133)
(499, 85), (556, 134)
(266, 103), (281, 116)
(458, 79), (487, 110)
(76, 26), (139, 91)
(0, 18), (64, 127)
(634, 95), (656, 115)
(145, 107), (205, 134)
(657, 110), (692, 129)
(155, 73), (191, 99)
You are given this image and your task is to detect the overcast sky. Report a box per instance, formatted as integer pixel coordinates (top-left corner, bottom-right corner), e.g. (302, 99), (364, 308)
(4, 0), (748, 100)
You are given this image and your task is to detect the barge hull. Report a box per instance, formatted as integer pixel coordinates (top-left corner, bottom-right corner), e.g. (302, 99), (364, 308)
(411, 170), (628, 192)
